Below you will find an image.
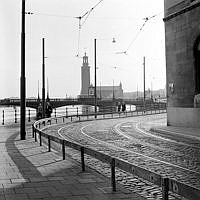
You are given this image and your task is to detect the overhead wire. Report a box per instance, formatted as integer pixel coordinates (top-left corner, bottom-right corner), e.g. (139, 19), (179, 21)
(116, 12), (162, 55)
(75, 0), (104, 57)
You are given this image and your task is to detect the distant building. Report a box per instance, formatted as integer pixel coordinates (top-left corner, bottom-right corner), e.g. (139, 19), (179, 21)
(80, 53), (123, 99)
(164, 0), (200, 128)
(88, 82), (123, 99)
(80, 53), (90, 97)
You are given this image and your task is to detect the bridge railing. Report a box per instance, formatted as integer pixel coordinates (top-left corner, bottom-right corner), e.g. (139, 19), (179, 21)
(1, 102), (166, 125)
(32, 108), (200, 200)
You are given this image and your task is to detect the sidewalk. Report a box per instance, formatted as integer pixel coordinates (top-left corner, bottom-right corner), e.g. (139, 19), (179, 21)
(140, 116), (200, 141)
(0, 124), (145, 200)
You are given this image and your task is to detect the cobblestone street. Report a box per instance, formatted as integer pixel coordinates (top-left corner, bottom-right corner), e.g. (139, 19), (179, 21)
(41, 113), (200, 200)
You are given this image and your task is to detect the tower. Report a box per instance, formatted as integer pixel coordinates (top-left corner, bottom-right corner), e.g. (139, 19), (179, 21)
(80, 53), (90, 97)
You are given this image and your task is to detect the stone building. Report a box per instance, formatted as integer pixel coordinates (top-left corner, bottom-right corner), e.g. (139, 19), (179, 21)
(80, 53), (90, 97)
(80, 53), (123, 99)
(88, 83), (123, 99)
(164, 0), (200, 127)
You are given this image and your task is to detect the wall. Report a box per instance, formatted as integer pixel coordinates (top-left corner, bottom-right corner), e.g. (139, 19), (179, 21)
(167, 107), (200, 128)
(164, 0), (200, 128)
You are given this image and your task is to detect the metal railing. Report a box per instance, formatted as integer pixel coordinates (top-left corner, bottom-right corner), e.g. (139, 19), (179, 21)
(32, 108), (200, 199)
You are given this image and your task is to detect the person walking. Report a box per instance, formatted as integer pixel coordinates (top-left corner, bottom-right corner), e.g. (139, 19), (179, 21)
(122, 102), (126, 112)
(46, 102), (52, 118)
(117, 102), (121, 112)
(37, 103), (43, 119)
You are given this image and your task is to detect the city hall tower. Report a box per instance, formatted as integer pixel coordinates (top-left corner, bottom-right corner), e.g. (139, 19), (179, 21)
(80, 53), (90, 97)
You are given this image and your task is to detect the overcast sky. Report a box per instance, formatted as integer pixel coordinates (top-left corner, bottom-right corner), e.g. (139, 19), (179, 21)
(1, 0), (165, 98)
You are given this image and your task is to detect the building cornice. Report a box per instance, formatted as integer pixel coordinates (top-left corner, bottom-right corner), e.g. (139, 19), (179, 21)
(163, 1), (200, 22)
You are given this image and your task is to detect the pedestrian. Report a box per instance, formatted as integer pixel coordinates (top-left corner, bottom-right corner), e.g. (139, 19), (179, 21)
(117, 102), (121, 112)
(46, 102), (52, 118)
(37, 103), (43, 119)
(122, 102), (126, 112)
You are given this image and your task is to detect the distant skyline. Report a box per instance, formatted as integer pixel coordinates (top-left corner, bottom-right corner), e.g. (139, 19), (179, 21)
(1, 0), (165, 98)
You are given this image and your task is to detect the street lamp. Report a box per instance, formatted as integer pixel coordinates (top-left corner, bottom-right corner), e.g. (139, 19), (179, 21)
(20, 0), (26, 140)
(94, 37), (116, 118)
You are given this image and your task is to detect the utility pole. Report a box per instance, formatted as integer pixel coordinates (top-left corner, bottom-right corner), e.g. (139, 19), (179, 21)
(20, 0), (26, 140)
(94, 38), (97, 118)
(42, 38), (46, 118)
(143, 56), (146, 112)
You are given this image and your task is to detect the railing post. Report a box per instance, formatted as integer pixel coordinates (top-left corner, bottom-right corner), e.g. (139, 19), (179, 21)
(28, 109), (31, 122)
(71, 116), (72, 122)
(34, 129), (37, 142)
(39, 132), (42, 146)
(162, 177), (169, 200)
(39, 123), (41, 129)
(81, 147), (85, 172)
(77, 107), (78, 117)
(2, 110), (4, 125)
(111, 158), (116, 192)
(66, 107), (68, 118)
(54, 108), (56, 118)
(63, 117), (65, 123)
(32, 125), (34, 138)
(62, 140), (65, 160)
(48, 136), (51, 152)
(15, 109), (17, 123)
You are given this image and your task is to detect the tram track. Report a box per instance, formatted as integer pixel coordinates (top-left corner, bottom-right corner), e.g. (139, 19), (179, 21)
(41, 115), (200, 200)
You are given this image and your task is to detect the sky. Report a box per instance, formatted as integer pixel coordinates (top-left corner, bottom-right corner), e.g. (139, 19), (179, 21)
(1, 0), (165, 98)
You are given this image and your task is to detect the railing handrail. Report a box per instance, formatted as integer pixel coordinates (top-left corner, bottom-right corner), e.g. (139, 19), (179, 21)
(32, 109), (200, 200)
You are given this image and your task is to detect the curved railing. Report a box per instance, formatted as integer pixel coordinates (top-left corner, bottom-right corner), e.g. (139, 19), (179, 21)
(32, 108), (200, 200)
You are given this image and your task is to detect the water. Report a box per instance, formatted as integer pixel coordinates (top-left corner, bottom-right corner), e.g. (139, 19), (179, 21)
(0, 106), (36, 125)
(0, 104), (135, 125)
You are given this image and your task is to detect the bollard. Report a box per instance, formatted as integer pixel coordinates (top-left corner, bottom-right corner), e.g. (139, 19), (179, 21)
(66, 107), (68, 118)
(76, 107), (78, 117)
(39, 132), (42, 146)
(111, 158), (116, 192)
(162, 178), (169, 200)
(28, 109), (31, 122)
(2, 110), (4, 125)
(55, 118), (57, 124)
(63, 117), (65, 123)
(15, 109), (17, 123)
(62, 140), (65, 160)
(71, 116), (72, 122)
(48, 136), (51, 152)
(81, 147), (85, 171)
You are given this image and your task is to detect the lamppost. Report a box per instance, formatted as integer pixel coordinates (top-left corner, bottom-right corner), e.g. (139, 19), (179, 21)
(143, 56), (146, 112)
(20, 0), (26, 140)
(94, 38), (116, 118)
(42, 38), (46, 118)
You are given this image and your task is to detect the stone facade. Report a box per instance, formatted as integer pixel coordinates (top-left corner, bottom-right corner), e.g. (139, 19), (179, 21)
(164, 0), (200, 127)
(80, 53), (90, 97)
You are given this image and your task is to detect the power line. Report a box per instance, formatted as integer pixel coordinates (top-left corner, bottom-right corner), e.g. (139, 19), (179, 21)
(75, 0), (104, 57)
(116, 12), (161, 55)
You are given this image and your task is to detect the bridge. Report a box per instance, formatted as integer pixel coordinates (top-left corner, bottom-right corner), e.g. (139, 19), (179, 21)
(0, 97), (164, 110)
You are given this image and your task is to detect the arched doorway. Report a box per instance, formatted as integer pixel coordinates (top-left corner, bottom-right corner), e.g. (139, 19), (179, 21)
(194, 37), (200, 94)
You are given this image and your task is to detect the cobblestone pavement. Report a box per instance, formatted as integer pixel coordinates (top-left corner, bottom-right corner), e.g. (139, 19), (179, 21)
(0, 123), (145, 200)
(41, 113), (200, 200)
